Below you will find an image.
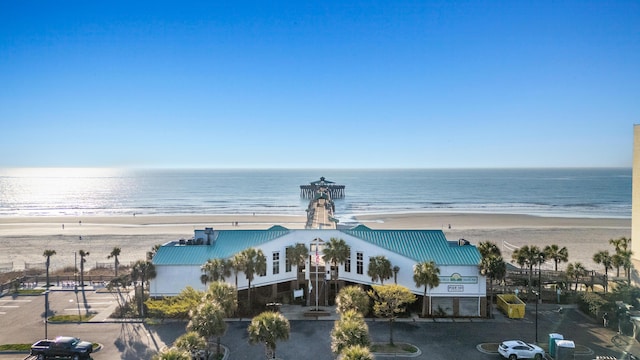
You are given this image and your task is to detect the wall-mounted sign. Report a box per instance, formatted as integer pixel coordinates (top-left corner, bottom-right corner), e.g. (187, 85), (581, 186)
(440, 273), (478, 284)
(448, 285), (464, 292)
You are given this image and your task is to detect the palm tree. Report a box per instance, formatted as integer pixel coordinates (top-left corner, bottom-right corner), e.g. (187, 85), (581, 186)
(231, 253), (245, 290)
(335, 285), (370, 316)
(478, 241), (501, 258)
(413, 261), (441, 317)
(107, 247), (121, 277)
(236, 248), (267, 310)
(323, 237), (350, 295)
(480, 250), (507, 317)
(511, 248), (527, 269)
(620, 249), (634, 285)
(593, 250), (613, 293)
(188, 301), (227, 358)
(131, 260), (157, 317)
(286, 243), (309, 289)
(340, 345), (374, 360)
(42, 249), (56, 288)
(201, 258), (231, 286)
(330, 309), (370, 354)
(152, 347), (191, 360)
(566, 262), (587, 292)
(147, 244), (162, 261)
(367, 255), (392, 285)
(78, 250), (89, 288)
(544, 244), (569, 271)
(174, 331), (207, 359)
(610, 237), (631, 253)
(204, 281), (238, 317)
(511, 245), (545, 300)
(612, 253), (624, 277)
(248, 311), (290, 359)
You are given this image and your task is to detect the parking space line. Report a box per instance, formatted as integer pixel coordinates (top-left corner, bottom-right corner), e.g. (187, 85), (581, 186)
(0, 305), (19, 308)
(0, 299), (32, 302)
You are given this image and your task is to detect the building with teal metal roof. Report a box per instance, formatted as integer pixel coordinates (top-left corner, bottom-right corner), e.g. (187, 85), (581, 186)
(150, 225), (487, 317)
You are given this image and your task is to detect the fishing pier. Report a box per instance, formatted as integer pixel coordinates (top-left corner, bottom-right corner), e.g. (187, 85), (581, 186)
(302, 177), (342, 229)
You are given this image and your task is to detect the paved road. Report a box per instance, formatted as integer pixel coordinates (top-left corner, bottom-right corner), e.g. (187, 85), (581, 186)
(1, 291), (639, 359)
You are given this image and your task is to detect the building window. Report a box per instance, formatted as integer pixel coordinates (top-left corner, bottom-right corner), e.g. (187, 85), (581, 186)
(344, 255), (351, 273)
(356, 252), (363, 275)
(285, 247), (291, 272)
(273, 252), (280, 275)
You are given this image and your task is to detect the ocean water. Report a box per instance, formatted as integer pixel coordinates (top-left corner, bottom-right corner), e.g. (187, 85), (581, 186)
(0, 168), (632, 219)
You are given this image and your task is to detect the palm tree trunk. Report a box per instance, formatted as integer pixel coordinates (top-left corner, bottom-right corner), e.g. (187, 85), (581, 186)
(334, 262), (339, 299)
(140, 278), (145, 317)
(248, 279), (252, 310)
(422, 287), (427, 317)
(489, 279), (494, 318)
(528, 265), (533, 301)
(45, 258), (50, 288)
(428, 288), (432, 316)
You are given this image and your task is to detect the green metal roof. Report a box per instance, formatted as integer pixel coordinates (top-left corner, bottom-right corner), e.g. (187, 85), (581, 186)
(153, 228), (289, 265)
(341, 227), (481, 265)
(153, 226), (480, 266)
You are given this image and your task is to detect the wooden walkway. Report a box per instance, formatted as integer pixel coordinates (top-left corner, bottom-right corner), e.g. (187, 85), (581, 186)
(307, 197), (336, 229)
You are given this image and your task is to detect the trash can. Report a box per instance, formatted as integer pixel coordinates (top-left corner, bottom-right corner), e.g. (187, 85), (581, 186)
(555, 339), (575, 360)
(549, 333), (563, 357)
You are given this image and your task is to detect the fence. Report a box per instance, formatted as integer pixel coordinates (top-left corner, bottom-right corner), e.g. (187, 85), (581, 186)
(0, 274), (119, 294)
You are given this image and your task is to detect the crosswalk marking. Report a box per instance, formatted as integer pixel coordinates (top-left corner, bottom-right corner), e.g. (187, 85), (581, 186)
(0, 305), (19, 308)
(0, 299), (32, 302)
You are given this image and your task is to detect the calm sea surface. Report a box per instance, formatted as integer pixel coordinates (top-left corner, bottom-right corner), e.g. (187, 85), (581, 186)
(0, 168), (631, 219)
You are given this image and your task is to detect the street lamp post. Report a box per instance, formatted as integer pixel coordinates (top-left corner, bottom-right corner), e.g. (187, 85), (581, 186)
(44, 290), (49, 339)
(74, 251), (78, 290)
(535, 257), (543, 344)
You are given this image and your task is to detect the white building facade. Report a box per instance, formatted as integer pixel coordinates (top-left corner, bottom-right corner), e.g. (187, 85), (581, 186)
(150, 225), (487, 317)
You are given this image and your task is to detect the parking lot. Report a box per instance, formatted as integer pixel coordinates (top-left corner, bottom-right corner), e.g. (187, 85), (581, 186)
(0, 289), (638, 359)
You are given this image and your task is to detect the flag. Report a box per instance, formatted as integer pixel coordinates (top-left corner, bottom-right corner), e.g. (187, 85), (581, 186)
(315, 247), (319, 264)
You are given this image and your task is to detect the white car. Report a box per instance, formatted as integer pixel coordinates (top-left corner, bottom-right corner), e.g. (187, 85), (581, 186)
(498, 340), (545, 360)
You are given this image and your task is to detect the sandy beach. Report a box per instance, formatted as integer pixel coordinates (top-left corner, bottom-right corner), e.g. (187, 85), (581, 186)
(0, 213), (630, 273)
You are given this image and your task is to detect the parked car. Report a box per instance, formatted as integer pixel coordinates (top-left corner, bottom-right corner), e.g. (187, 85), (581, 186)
(30, 336), (93, 360)
(498, 340), (544, 360)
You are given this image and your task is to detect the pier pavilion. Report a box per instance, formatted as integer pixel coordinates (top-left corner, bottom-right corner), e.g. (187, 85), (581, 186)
(300, 177), (345, 199)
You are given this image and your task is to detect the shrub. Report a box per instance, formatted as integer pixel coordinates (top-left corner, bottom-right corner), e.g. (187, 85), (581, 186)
(578, 292), (608, 317)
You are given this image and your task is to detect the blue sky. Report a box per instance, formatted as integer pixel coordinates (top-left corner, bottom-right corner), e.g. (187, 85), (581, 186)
(1, 1), (638, 168)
